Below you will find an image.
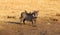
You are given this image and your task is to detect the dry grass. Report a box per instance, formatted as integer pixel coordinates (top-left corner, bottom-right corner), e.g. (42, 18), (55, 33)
(0, 0), (60, 35)
(0, 16), (60, 35)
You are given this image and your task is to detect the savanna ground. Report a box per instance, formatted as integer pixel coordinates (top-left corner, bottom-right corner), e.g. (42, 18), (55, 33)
(0, 0), (60, 35)
(0, 15), (60, 35)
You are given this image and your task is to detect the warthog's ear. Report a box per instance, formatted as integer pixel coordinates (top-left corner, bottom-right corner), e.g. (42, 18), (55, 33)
(36, 10), (39, 13)
(37, 10), (39, 12)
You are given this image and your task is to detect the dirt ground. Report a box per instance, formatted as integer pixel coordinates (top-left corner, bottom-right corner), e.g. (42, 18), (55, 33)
(0, 17), (60, 35)
(0, 0), (60, 35)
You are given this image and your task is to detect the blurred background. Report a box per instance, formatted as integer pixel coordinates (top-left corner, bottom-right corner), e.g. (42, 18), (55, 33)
(0, 0), (60, 35)
(0, 0), (60, 21)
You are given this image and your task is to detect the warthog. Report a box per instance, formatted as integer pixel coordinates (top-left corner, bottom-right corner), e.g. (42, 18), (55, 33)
(20, 10), (39, 25)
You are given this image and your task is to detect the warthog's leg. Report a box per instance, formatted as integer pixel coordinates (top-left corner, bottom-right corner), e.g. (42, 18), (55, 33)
(23, 19), (25, 24)
(19, 17), (23, 23)
(32, 19), (36, 25)
(32, 21), (34, 25)
(32, 19), (37, 27)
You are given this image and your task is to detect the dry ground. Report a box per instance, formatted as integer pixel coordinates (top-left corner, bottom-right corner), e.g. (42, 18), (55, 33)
(0, 0), (60, 35)
(0, 16), (60, 35)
